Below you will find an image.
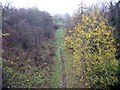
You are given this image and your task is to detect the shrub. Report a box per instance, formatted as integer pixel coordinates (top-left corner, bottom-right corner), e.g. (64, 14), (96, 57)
(64, 9), (118, 88)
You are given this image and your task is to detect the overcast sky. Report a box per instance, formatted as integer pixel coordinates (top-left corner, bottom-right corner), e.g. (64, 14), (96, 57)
(0, 0), (118, 15)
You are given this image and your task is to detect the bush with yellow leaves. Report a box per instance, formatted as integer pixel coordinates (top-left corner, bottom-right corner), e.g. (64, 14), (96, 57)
(64, 9), (119, 88)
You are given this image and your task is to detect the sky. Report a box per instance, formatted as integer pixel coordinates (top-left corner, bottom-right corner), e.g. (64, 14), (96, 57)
(0, 0), (118, 15)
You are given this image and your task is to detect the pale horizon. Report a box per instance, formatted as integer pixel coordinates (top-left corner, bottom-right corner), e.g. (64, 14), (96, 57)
(0, 0), (118, 15)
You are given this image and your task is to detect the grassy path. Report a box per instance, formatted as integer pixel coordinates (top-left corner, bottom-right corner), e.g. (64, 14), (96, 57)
(50, 28), (64, 88)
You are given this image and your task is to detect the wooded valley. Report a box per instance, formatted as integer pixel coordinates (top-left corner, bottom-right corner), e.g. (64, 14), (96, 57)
(1, 1), (120, 89)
